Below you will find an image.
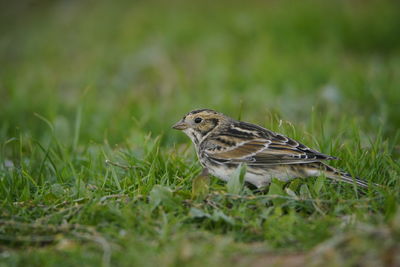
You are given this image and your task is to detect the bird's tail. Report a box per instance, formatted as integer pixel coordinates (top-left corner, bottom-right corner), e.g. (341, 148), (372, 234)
(314, 162), (370, 188)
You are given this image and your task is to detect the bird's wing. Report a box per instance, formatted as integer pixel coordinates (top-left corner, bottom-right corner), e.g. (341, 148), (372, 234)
(202, 122), (336, 166)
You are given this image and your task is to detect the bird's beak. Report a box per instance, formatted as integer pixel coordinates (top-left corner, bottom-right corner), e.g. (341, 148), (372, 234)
(172, 120), (189, 130)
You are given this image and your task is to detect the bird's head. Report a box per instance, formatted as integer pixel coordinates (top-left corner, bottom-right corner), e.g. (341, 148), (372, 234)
(172, 109), (228, 145)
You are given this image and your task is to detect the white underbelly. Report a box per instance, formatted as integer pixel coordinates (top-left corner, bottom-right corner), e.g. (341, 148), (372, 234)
(208, 165), (295, 188)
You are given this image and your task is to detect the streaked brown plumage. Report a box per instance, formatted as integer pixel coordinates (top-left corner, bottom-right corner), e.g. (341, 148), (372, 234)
(173, 109), (369, 189)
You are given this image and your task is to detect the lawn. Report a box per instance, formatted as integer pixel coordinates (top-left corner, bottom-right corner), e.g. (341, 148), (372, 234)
(1, 0), (400, 266)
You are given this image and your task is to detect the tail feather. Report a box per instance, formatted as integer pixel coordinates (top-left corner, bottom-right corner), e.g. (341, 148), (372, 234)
(330, 172), (369, 188)
(315, 162), (370, 189)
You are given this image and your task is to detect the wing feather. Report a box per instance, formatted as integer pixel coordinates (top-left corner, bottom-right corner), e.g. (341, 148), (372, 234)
(202, 121), (336, 166)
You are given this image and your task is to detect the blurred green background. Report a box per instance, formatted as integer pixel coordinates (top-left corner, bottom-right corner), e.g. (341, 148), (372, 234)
(1, 0), (399, 146)
(1, 1), (400, 265)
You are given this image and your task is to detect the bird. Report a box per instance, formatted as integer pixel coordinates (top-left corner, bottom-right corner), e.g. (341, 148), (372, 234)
(172, 108), (370, 189)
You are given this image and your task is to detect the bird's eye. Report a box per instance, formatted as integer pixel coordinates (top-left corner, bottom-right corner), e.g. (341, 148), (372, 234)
(194, 117), (202, 123)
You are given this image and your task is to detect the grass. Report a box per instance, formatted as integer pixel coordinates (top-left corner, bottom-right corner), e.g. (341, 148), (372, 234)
(1, 0), (400, 266)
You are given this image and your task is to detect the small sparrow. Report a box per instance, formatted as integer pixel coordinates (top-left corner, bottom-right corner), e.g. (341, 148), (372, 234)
(172, 109), (369, 189)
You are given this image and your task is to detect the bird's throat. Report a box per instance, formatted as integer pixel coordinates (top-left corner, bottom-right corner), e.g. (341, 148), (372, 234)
(184, 128), (202, 146)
